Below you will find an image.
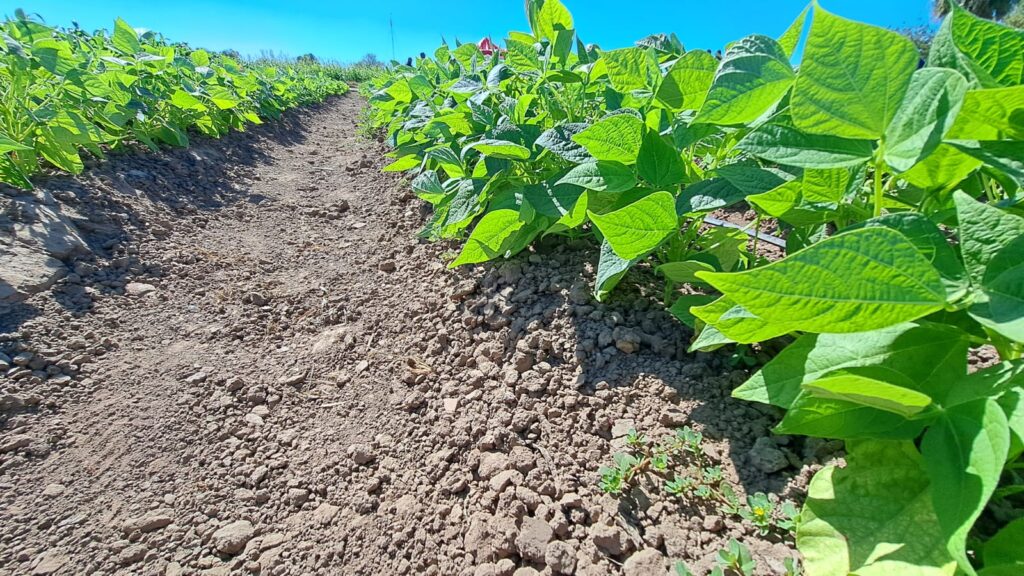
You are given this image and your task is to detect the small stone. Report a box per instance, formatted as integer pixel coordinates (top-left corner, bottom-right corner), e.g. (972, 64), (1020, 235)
(477, 452), (510, 480)
(748, 437), (789, 474)
(443, 398), (459, 413)
(125, 282), (157, 296)
(184, 372), (208, 385)
(378, 261), (396, 273)
(286, 488), (309, 506)
(31, 551), (68, 575)
(13, 352), (33, 366)
(348, 444), (376, 465)
(489, 470), (523, 493)
(590, 523), (624, 556)
(659, 407), (688, 427)
(702, 515), (724, 533)
(116, 543), (148, 565)
(545, 541), (576, 574)
(0, 434), (33, 453)
(312, 503), (339, 525)
(611, 419), (635, 439)
(622, 549), (667, 576)
(277, 373), (305, 386)
(244, 413), (264, 426)
(211, 520), (255, 555)
(122, 511), (173, 534)
(515, 517), (553, 563)
(41, 484), (66, 497)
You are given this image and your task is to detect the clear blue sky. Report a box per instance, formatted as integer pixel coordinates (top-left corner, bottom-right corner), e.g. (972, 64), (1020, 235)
(14, 1), (935, 63)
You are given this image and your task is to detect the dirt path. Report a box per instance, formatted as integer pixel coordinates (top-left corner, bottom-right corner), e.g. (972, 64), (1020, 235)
(0, 95), (817, 576)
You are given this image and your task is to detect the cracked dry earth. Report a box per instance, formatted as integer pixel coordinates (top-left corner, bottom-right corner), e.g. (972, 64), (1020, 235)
(0, 94), (831, 576)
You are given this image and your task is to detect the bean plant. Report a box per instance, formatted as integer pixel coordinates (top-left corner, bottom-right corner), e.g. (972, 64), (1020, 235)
(367, 0), (1024, 573)
(0, 10), (349, 188)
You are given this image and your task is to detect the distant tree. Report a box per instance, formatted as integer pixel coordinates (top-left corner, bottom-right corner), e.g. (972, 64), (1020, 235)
(359, 53), (380, 66)
(221, 49), (241, 61)
(895, 25), (935, 58)
(932, 0), (1019, 19)
(1004, 2), (1024, 26)
(298, 53), (318, 63)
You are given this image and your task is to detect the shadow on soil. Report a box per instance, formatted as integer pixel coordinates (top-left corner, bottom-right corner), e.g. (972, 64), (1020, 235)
(454, 235), (800, 500)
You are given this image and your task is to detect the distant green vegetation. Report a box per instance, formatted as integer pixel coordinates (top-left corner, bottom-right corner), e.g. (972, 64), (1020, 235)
(0, 11), (350, 188)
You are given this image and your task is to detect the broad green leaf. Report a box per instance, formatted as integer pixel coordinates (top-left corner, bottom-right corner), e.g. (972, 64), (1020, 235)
(464, 139), (532, 160)
(170, 89), (207, 111)
(799, 441), (957, 576)
(658, 260), (715, 285)
(692, 295), (802, 344)
(928, 3), (1024, 88)
(716, 163), (791, 196)
(524, 181), (584, 218)
(695, 35), (795, 126)
(802, 369), (933, 418)
(791, 7), (918, 140)
(698, 227), (948, 334)
(944, 360), (1024, 408)
(111, 18), (141, 55)
(883, 68), (968, 173)
(572, 115), (643, 164)
(36, 127), (83, 174)
(505, 38), (542, 71)
(637, 130), (685, 188)
(970, 262), (1024, 343)
(949, 141), (1024, 189)
(984, 518), (1024, 571)
(550, 189), (589, 231)
(411, 170), (446, 204)
(439, 178), (485, 234)
(676, 178), (746, 215)
(588, 191), (677, 260)
(921, 398), (1009, 574)
(778, 6), (809, 58)
(0, 157), (33, 189)
(535, 0), (573, 43)
(0, 134), (32, 153)
(655, 50), (717, 111)
(749, 180), (835, 226)
(853, 213), (970, 300)
(536, 123), (592, 164)
(668, 294), (717, 328)
(594, 239), (635, 301)
(900, 144), (982, 191)
(738, 123), (874, 168)
(32, 39), (75, 76)
(733, 321), (969, 409)
(383, 155), (420, 172)
(953, 191), (1024, 286)
(557, 161), (636, 193)
(602, 47), (660, 93)
(689, 324), (735, 351)
(777, 394), (927, 439)
(451, 209), (525, 267)
(947, 87), (1024, 141)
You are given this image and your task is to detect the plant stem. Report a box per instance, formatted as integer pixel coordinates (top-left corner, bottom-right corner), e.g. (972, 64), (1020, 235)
(873, 161), (884, 218)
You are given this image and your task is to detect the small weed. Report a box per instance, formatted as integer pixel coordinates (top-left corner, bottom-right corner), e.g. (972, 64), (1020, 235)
(714, 539), (756, 576)
(600, 425), (801, 538)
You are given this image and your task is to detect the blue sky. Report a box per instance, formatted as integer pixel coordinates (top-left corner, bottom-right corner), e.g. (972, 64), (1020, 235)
(14, 1), (936, 63)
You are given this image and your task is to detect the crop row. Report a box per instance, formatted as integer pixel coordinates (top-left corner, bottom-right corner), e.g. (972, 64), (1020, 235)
(0, 11), (350, 188)
(367, 0), (1024, 574)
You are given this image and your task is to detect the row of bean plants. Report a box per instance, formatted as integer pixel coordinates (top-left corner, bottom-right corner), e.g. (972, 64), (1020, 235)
(0, 11), (350, 188)
(366, 1), (1024, 574)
